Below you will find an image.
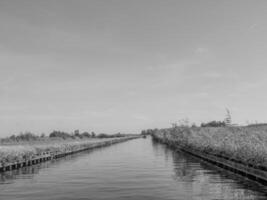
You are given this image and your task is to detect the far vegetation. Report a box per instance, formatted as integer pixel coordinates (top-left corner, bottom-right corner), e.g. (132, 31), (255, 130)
(146, 110), (267, 169)
(151, 125), (267, 168)
(144, 109), (267, 170)
(0, 130), (130, 144)
(200, 121), (226, 127)
(0, 130), (138, 165)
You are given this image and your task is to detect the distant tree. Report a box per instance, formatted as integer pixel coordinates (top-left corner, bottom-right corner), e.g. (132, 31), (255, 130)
(140, 129), (158, 135)
(10, 134), (16, 141)
(191, 123), (197, 128)
(74, 129), (80, 137)
(112, 132), (122, 137)
(246, 123), (267, 127)
(91, 132), (96, 138)
(141, 130), (146, 135)
(81, 132), (90, 138)
(97, 133), (109, 138)
(49, 131), (71, 139)
(40, 133), (46, 138)
(201, 121), (226, 127)
(17, 132), (38, 141)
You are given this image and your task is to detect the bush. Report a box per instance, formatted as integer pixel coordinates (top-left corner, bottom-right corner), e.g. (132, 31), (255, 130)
(81, 132), (91, 138)
(141, 129), (158, 135)
(49, 131), (72, 139)
(201, 121), (226, 127)
(97, 133), (109, 138)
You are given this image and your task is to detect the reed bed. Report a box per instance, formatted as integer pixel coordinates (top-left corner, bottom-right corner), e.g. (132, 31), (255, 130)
(153, 126), (267, 168)
(0, 138), (123, 164)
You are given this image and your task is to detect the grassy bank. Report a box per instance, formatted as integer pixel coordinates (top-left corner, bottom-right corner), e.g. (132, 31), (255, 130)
(152, 126), (267, 169)
(0, 137), (136, 165)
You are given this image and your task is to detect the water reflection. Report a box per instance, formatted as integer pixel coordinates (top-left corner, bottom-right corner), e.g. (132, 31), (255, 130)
(0, 164), (42, 184)
(161, 141), (267, 200)
(0, 138), (266, 200)
(0, 147), (104, 184)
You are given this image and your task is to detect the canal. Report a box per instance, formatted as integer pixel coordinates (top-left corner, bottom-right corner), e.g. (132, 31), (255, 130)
(0, 137), (266, 200)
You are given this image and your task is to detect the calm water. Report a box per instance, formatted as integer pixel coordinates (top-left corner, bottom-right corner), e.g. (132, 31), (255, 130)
(0, 137), (267, 200)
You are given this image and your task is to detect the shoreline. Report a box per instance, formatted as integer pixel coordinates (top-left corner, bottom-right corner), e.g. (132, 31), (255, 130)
(0, 136), (140, 173)
(151, 128), (267, 185)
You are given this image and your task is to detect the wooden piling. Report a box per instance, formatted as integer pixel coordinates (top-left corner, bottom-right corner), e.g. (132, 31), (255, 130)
(152, 135), (267, 185)
(0, 136), (139, 173)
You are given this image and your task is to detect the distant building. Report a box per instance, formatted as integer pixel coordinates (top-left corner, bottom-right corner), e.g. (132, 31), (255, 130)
(224, 109), (232, 126)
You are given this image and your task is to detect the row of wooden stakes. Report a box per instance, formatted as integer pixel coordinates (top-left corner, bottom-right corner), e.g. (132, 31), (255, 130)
(0, 136), (139, 173)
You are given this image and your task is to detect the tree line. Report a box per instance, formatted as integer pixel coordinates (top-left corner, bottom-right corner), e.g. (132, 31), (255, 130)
(1, 130), (127, 142)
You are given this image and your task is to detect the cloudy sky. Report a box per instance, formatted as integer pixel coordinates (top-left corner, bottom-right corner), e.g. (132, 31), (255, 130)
(1, 0), (267, 136)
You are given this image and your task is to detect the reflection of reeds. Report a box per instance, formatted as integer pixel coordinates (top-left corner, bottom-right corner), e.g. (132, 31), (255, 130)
(153, 126), (267, 168)
(0, 138), (131, 164)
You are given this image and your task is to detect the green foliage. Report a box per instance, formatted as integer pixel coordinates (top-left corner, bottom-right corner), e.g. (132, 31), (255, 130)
(153, 126), (267, 168)
(141, 129), (158, 135)
(81, 132), (91, 138)
(0, 137), (133, 164)
(201, 121), (226, 127)
(2, 132), (39, 142)
(49, 131), (72, 139)
(96, 133), (125, 138)
(97, 133), (109, 138)
(91, 132), (96, 137)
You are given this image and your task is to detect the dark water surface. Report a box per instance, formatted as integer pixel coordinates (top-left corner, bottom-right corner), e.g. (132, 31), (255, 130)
(0, 137), (267, 200)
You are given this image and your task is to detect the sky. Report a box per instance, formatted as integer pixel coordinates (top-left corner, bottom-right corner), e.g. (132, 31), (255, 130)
(1, 0), (267, 136)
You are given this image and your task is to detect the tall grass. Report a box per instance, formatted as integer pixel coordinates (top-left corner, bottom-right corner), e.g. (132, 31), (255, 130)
(0, 137), (126, 164)
(153, 126), (267, 168)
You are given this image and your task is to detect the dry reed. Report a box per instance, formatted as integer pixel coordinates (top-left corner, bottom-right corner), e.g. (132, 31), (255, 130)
(153, 126), (267, 168)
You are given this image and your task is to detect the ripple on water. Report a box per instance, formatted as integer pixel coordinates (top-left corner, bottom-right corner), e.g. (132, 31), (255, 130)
(0, 138), (266, 200)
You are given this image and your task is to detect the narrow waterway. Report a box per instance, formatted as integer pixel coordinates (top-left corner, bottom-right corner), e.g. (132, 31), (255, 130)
(0, 137), (266, 200)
